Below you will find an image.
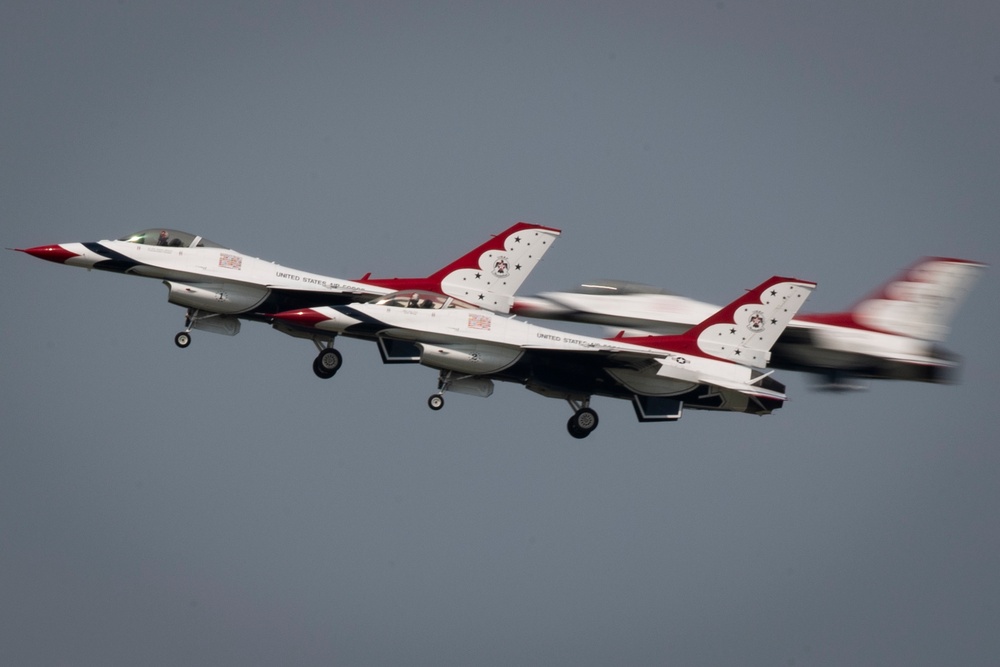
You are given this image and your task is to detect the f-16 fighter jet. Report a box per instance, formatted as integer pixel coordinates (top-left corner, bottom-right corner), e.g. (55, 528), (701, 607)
(15, 223), (560, 376)
(511, 257), (984, 390)
(270, 275), (816, 438)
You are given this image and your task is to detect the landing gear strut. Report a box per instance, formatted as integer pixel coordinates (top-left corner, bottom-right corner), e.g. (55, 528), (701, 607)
(427, 371), (453, 411)
(566, 399), (599, 439)
(174, 309), (196, 348)
(174, 308), (241, 348)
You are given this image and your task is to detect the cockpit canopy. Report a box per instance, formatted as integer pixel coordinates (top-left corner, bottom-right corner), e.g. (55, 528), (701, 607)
(368, 290), (476, 310)
(117, 229), (224, 249)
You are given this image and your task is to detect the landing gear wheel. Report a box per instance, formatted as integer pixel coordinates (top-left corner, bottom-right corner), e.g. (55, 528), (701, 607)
(428, 394), (445, 411)
(313, 348), (343, 379)
(312, 358), (332, 379)
(567, 407), (599, 439)
(174, 332), (191, 348)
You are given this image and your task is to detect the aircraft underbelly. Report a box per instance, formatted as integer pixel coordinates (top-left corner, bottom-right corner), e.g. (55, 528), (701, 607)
(771, 340), (955, 383)
(771, 341), (869, 370)
(604, 368), (699, 396)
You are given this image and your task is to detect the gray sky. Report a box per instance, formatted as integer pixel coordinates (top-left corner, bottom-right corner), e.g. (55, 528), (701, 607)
(2, 2), (998, 665)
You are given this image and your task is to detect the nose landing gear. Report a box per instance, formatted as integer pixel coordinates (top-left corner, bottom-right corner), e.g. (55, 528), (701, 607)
(173, 309), (241, 348)
(174, 309), (196, 348)
(427, 371), (453, 411)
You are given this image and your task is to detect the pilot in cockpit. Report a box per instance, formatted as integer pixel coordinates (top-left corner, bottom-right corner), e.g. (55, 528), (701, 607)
(406, 293), (437, 309)
(158, 230), (183, 247)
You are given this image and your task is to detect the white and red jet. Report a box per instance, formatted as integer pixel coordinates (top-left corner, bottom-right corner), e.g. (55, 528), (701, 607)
(270, 276), (816, 438)
(512, 257), (985, 390)
(15, 223), (560, 376)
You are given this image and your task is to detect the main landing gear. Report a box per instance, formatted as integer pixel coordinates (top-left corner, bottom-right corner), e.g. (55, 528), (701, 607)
(312, 340), (343, 379)
(425, 375), (599, 439)
(566, 399), (599, 439)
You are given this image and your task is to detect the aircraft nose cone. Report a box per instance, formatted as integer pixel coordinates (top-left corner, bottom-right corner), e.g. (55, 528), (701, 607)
(511, 296), (563, 315)
(271, 308), (332, 328)
(17, 244), (80, 264)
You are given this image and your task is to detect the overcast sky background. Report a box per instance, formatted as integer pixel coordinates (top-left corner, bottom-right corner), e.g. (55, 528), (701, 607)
(2, 2), (998, 665)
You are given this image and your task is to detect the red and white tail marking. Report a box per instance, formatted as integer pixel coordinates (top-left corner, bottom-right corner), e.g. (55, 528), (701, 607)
(622, 276), (816, 366)
(799, 257), (986, 341)
(433, 222), (561, 311)
(358, 222), (561, 312)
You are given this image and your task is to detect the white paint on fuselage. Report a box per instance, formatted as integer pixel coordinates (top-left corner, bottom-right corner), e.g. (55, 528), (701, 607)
(521, 291), (945, 369)
(321, 301), (768, 397)
(87, 239), (385, 297)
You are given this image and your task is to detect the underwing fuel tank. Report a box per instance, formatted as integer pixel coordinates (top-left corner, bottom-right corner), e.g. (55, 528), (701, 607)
(444, 376), (494, 398)
(163, 280), (269, 315)
(190, 316), (241, 337)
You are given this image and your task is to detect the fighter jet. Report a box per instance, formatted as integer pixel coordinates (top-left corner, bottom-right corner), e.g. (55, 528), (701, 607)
(15, 222), (560, 376)
(511, 257), (985, 390)
(270, 275), (816, 438)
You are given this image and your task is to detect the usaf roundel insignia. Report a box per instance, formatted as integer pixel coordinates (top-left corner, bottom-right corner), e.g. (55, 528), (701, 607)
(492, 256), (510, 278)
(747, 310), (766, 332)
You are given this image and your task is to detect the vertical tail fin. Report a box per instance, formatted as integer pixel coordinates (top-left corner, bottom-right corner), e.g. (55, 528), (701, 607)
(800, 257), (986, 341)
(627, 276), (816, 366)
(359, 222), (561, 312)
(430, 222), (561, 311)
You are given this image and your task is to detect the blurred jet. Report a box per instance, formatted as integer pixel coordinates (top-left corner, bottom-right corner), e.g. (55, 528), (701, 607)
(15, 222), (560, 375)
(511, 257), (985, 390)
(270, 276), (816, 438)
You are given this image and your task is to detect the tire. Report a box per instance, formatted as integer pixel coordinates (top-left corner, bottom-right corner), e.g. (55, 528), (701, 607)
(315, 348), (342, 377)
(428, 394), (445, 411)
(567, 417), (590, 439)
(313, 357), (334, 379)
(568, 407), (599, 437)
(174, 332), (191, 348)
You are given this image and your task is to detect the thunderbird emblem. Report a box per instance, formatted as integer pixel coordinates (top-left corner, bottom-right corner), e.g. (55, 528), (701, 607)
(492, 256), (510, 278)
(747, 310), (765, 332)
